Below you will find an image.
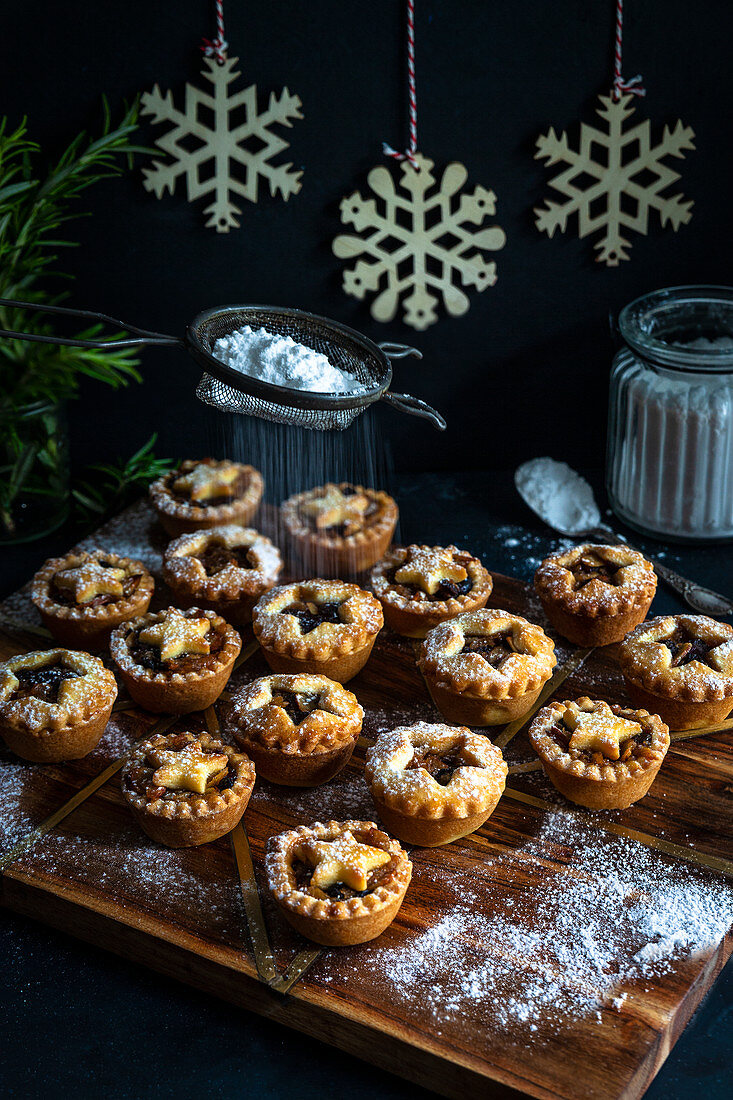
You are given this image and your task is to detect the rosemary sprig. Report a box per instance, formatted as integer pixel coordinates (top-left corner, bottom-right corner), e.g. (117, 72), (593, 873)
(73, 434), (176, 526)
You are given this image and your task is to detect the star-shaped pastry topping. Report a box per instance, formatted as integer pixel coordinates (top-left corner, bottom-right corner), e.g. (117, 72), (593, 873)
(305, 831), (391, 892)
(149, 740), (229, 794)
(173, 461), (239, 502)
(138, 611), (211, 662)
(301, 487), (369, 535)
(394, 547), (467, 596)
(565, 702), (641, 761)
(54, 561), (126, 604)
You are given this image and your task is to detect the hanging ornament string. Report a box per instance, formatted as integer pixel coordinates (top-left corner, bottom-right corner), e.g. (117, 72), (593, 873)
(202, 0), (228, 65)
(612, 0), (645, 100)
(383, 0), (419, 167)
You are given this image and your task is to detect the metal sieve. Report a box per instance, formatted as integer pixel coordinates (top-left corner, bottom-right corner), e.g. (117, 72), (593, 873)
(0, 299), (446, 431)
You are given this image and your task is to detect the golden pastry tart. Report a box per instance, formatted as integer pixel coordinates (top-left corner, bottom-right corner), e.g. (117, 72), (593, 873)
(370, 544), (493, 638)
(122, 730), (255, 847)
(162, 525), (282, 625)
(266, 819), (411, 945)
(365, 722), (507, 847)
(31, 548), (154, 651)
(226, 673), (363, 786)
(618, 614), (733, 729)
(529, 696), (670, 810)
(149, 458), (264, 537)
(252, 580), (383, 683)
(534, 543), (656, 646)
(419, 609), (557, 727)
(110, 607), (241, 714)
(0, 648), (117, 762)
(281, 482), (398, 575)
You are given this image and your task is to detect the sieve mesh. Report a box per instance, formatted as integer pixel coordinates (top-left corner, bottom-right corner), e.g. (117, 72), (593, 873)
(189, 306), (390, 430)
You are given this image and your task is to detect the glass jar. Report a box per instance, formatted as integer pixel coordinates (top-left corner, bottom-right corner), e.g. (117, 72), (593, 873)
(607, 286), (733, 542)
(0, 399), (70, 543)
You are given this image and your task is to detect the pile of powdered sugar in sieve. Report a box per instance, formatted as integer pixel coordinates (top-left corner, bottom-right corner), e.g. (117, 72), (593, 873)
(212, 325), (363, 394)
(322, 807), (733, 1038)
(515, 457), (600, 535)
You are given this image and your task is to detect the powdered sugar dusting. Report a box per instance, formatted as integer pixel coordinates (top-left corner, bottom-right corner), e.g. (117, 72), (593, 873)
(315, 806), (733, 1039)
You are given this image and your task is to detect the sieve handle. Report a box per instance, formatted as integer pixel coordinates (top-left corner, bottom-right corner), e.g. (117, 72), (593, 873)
(378, 342), (423, 360)
(381, 391), (447, 430)
(0, 297), (181, 349)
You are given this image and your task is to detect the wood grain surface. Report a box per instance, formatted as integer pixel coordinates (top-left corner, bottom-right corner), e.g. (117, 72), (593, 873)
(1, 500), (732, 1100)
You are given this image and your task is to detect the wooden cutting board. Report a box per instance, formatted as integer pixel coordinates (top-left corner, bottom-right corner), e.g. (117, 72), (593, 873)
(1, 500), (732, 1100)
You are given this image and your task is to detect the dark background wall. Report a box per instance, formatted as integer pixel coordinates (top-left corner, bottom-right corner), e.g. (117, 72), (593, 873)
(2, 0), (732, 475)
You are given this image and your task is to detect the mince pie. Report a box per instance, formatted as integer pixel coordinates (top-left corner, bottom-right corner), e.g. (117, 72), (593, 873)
(149, 458), (264, 537)
(110, 607), (241, 714)
(365, 722), (507, 846)
(281, 482), (398, 575)
(122, 730), (255, 847)
(31, 549), (154, 651)
(266, 819), (411, 945)
(0, 648), (117, 762)
(252, 580), (383, 683)
(529, 697), (670, 810)
(162, 525), (282, 625)
(370, 544), (493, 638)
(618, 614), (733, 729)
(419, 609), (557, 726)
(226, 673), (363, 786)
(534, 543), (656, 647)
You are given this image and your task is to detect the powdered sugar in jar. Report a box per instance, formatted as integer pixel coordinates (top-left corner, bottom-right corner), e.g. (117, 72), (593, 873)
(607, 286), (733, 542)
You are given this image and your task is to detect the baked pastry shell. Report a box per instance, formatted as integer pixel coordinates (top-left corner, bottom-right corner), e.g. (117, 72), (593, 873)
(122, 733), (255, 847)
(529, 699), (670, 810)
(427, 680), (545, 727)
(282, 483), (398, 576)
(258, 638), (376, 684)
(238, 737), (357, 787)
(110, 609), (241, 714)
(31, 551), (154, 651)
(1, 703), (113, 763)
(622, 680), (733, 731)
(266, 819), (411, 946)
(371, 546), (493, 639)
(149, 465), (264, 537)
(534, 543), (656, 646)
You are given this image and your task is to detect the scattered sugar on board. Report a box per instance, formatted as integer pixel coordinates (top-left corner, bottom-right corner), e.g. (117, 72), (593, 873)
(314, 807), (733, 1040)
(213, 325), (363, 394)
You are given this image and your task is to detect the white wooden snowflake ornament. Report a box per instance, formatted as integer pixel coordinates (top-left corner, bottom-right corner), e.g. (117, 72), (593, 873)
(333, 153), (506, 330)
(534, 94), (695, 266)
(141, 56), (303, 232)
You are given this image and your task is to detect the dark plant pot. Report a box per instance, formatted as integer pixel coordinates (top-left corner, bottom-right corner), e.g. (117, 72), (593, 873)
(0, 399), (70, 544)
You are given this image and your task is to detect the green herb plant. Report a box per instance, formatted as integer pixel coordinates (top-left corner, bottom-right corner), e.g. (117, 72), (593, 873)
(73, 433), (175, 527)
(0, 100), (149, 537)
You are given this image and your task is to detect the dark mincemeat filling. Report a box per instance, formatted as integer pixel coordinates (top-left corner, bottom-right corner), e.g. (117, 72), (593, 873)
(198, 543), (255, 576)
(300, 485), (378, 538)
(51, 565), (141, 608)
(407, 749), (462, 786)
(124, 733), (235, 802)
(571, 554), (621, 590)
(388, 567), (473, 602)
(270, 689), (320, 724)
(664, 626), (713, 668)
(170, 468), (250, 508)
(461, 630), (518, 668)
(291, 858), (370, 902)
(282, 600), (343, 634)
(130, 619), (223, 673)
(13, 662), (81, 703)
(549, 715), (652, 763)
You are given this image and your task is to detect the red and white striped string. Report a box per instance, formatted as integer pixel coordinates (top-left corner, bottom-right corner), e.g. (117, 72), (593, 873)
(612, 0), (645, 100)
(383, 0), (419, 167)
(202, 0), (228, 64)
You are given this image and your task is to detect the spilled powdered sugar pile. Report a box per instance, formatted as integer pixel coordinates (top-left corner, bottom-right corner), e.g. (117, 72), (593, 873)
(213, 325), (363, 394)
(328, 807), (733, 1037)
(515, 458), (600, 535)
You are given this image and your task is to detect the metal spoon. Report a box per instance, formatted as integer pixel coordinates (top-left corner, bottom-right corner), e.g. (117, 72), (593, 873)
(515, 459), (733, 616)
